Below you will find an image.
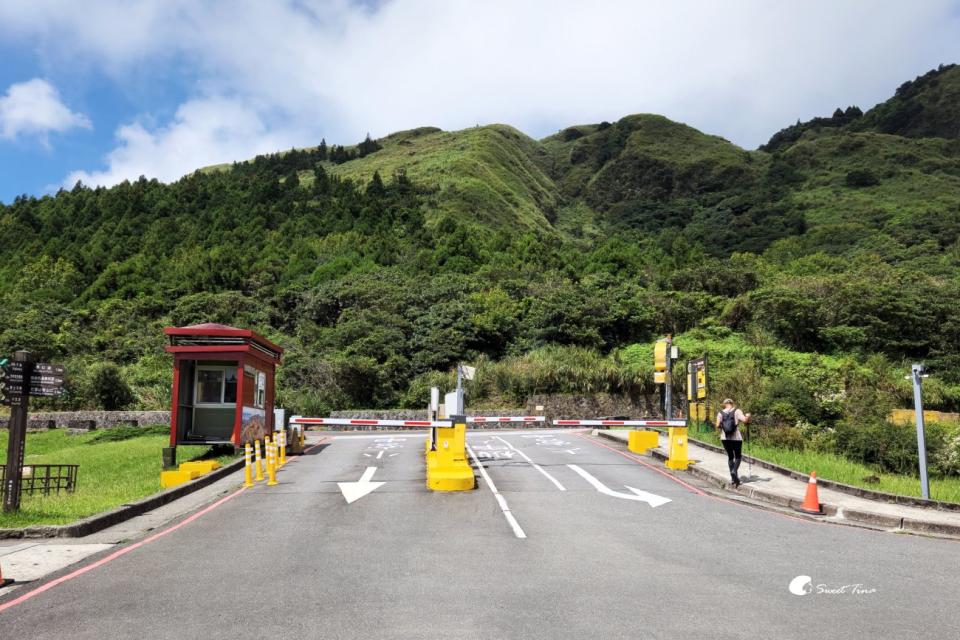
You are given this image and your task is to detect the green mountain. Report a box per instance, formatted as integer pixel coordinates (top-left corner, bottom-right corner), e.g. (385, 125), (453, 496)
(2, 65), (960, 424)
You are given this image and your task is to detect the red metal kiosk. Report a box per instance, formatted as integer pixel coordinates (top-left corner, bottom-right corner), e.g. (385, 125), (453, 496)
(163, 323), (283, 467)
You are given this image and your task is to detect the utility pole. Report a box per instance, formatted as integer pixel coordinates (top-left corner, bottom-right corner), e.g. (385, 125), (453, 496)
(3, 351), (33, 512)
(910, 363), (931, 500)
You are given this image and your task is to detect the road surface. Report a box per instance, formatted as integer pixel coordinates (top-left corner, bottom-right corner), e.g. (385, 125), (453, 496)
(1, 429), (958, 639)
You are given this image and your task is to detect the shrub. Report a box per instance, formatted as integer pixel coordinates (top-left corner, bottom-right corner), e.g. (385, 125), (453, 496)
(89, 363), (135, 410)
(845, 169), (880, 188)
(833, 419), (927, 475)
(757, 425), (806, 450)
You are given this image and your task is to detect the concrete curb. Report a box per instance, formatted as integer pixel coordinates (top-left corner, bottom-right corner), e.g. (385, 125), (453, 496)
(596, 430), (955, 535)
(0, 458), (245, 540)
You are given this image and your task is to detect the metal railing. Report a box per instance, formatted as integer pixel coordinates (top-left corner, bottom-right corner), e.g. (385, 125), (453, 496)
(0, 464), (79, 495)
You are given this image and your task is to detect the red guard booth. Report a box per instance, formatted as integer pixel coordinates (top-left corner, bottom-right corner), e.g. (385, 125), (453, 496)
(163, 323), (283, 466)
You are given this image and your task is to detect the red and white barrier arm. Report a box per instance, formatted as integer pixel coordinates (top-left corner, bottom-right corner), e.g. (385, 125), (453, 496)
(291, 417), (452, 427)
(466, 416), (546, 424)
(551, 419), (688, 427)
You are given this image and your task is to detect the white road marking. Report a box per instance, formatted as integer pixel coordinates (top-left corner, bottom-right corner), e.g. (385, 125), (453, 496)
(337, 466), (386, 504)
(494, 436), (566, 491)
(567, 465), (671, 507)
(467, 444), (527, 539)
(377, 450), (384, 459)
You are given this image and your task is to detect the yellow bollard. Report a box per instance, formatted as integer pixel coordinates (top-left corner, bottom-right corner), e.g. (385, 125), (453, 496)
(300, 429), (305, 449)
(254, 438), (264, 481)
(243, 442), (254, 488)
(278, 430), (286, 467)
(266, 440), (278, 486)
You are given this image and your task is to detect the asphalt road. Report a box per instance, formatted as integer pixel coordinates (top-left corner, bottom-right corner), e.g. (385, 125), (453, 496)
(1, 429), (959, 639)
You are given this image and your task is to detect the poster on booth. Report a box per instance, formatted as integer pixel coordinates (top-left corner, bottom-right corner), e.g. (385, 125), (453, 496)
(239, 368), (269, 442)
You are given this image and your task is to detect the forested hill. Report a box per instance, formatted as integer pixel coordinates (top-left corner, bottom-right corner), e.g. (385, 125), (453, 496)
(2, 64), (960, 421)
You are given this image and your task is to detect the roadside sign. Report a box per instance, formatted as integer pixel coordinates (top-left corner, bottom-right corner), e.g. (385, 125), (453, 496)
(34, 363), (65, 376)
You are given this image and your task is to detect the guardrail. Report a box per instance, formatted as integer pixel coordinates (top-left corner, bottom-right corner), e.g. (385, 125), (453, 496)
(0, 463), (79, 495)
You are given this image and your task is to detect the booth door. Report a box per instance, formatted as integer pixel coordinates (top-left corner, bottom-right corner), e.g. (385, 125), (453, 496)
(191, 364), (238, 441)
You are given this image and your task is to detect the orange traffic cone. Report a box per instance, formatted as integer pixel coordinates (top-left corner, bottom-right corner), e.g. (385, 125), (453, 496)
(799, 470), (822, 514)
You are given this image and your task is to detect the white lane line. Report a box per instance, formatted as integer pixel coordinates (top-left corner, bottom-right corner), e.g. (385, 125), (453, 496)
(493, 436), (566, 491)
(466, 444), (527, 539)
(376, 450), (384, 459)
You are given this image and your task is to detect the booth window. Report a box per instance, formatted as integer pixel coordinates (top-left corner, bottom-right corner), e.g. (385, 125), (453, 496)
(195, 366), (238, 405)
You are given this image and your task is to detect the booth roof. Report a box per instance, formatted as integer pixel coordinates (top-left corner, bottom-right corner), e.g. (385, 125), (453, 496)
(164, 323), (284, 355)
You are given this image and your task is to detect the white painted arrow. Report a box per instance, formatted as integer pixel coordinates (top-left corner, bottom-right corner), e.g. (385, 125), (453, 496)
(567, 465), (671, 507)
(337, 467), (385, 504)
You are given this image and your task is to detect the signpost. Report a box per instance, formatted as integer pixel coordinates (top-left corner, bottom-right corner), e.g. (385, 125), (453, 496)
(1, 351), (67, 512)
(909, 363), (931, 500)
(686, 356), (709, 429)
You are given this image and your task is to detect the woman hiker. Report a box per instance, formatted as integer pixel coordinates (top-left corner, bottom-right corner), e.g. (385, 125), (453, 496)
(716, 398), (750, 487)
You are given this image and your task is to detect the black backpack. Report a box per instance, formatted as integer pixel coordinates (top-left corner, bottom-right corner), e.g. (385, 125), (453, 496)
(719, 409), (738, 436)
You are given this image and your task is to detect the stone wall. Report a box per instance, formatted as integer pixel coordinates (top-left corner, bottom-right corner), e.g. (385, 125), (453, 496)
(22, 411), (171, 432)
(523, 393), (661, 420)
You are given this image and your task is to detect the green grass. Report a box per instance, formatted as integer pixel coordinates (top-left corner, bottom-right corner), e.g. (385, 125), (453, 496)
(687, 427), (960, 504)
(0, 426), (237, 528)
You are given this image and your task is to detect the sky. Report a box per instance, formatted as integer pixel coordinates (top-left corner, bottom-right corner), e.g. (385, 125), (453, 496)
(1, 0), (959, 203)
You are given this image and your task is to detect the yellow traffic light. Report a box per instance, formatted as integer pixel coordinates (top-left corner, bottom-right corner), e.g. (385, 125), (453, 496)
(654, 340), (668, 372)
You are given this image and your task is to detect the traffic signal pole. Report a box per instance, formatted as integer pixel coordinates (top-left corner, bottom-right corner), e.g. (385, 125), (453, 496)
(3, 351), (33, 512)
(664, 336), (673, 419)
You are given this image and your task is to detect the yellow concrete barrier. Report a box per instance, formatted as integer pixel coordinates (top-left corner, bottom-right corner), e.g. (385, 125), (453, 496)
(628, 430), (659, 454)
(425, 422), (475, 491)
(160, 468), (202, 489)
(665, 426), (689, 470)
(179, 460), (221, 475)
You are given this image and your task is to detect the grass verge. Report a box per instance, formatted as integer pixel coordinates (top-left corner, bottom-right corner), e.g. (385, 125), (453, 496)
(0, 426), (238, 529)
(684, 426), (960, 504)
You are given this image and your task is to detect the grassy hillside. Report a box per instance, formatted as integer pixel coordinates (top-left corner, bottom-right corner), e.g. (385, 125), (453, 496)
(321, 125), (559, 233)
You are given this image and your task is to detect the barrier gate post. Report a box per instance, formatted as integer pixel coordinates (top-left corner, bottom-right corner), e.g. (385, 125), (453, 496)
(666, 425), (690, 470)
(425, 414), (475, 491)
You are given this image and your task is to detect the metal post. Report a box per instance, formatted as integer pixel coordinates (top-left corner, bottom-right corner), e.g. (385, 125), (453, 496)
(3, 351), (33, 512)
(455, 365), (464, 415)
(911, 363), (930, 500)
(664, 337), (673, 419)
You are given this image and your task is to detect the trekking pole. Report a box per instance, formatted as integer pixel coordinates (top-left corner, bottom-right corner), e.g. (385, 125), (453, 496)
(746, 421), (752, 479)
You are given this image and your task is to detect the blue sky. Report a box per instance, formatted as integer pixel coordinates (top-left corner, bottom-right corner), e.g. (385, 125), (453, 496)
(1, 0), (959, 204)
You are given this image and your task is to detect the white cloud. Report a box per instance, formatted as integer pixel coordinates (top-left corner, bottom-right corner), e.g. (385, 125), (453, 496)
(0, 78), (91, 142)
(2, 0), (960, 186)
(65, 97), (300, 187)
